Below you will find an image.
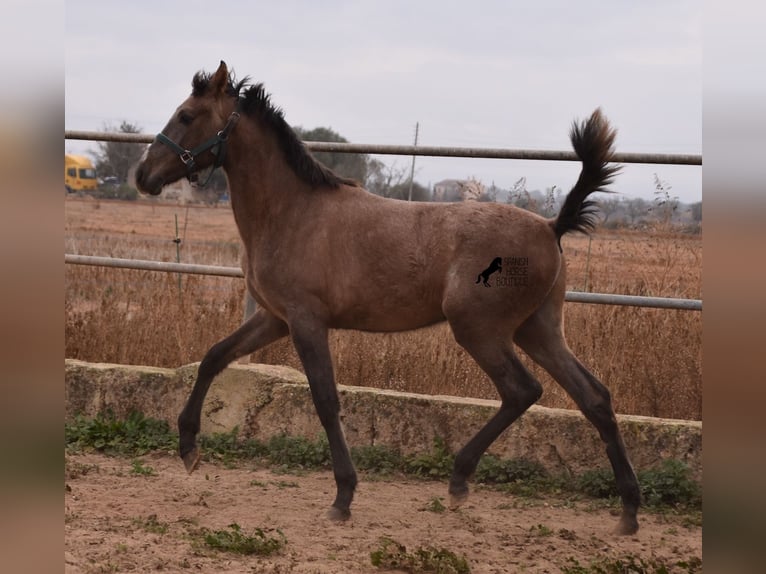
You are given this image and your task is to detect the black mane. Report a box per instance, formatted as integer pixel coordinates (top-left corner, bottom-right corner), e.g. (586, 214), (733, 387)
(192, 70), (248, 98)
(192, 71), (357, 190)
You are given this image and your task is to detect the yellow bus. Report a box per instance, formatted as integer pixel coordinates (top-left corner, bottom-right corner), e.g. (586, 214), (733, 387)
(65, 154), (97, 192)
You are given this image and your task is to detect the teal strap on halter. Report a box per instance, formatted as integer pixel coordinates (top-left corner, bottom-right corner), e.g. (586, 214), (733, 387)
(154, 109), (241, 186)
(154, 132), (221, 172)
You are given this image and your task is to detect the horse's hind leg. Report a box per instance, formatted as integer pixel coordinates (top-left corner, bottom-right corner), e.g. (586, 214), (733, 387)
(446, 320), (543, 506)
(289, 317), (357, 521)
(178, 307), (288, 473)
(514, 304), (641, 535)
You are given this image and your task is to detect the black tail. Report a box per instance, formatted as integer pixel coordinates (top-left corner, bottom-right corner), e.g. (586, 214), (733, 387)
(551, 108), (620, 247)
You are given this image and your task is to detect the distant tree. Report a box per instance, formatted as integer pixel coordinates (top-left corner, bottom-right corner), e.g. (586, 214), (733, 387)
(625, 197), (649, 226)
(294, 126), (433, 199)
(477, 182), (499, 202)
(363, 159), (428, 200)
(293, 126), (369, 183)
(366, 159), (408, 197)
(386, 181), (431, 202)
(600, 196), (623, 226)
(93, 121), (147, 183)
(690, 201), (702, 222)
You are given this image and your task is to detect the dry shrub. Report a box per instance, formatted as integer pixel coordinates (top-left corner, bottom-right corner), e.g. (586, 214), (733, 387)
(250, 307), (701, 421)
(64, 199), (702, 420)
(65, 266), (244, 367)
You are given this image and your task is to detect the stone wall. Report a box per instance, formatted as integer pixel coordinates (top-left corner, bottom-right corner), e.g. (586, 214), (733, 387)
(65, 359), (702, 480)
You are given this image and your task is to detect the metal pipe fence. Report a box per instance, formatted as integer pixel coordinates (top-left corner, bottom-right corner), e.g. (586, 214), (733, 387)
(65, 130), (702, 166)
(64, 254), (702, 311)
(64, 130), (702, 312)
(65, 254), (244, 278)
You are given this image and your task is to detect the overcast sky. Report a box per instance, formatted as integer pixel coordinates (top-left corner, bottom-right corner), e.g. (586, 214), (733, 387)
(65, 1), (702, 202)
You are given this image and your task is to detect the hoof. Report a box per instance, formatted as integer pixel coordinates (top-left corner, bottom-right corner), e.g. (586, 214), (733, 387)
(448, 484), (469, 509)
(614, 512), (639, 536)
(326, 506), (351, 522)
(181, 447), (201, 474)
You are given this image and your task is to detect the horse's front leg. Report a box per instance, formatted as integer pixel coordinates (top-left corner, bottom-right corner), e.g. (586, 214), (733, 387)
(178, 307), (288, 472)
(289, 317), (357, 520)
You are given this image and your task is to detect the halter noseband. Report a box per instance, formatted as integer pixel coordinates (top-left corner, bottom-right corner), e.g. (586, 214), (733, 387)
(154, 109), (241, 186)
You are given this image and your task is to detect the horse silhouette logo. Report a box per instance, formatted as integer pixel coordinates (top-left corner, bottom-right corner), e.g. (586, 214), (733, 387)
(476, 257), (503, 287)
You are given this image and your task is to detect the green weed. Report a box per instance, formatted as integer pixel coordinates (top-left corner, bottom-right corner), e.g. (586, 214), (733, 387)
(132, 514), (168, 535)
(577, 460), (701, 509)
(576, 468), (620, 499)
(266, 433), (331, 470)
(129, 459), (156, 476)
(370, 537), (470, 574)
(529, 523), (553, 537)
(639, 459), (701, 508)
(65, 459), (100, 480)
(199, 427), (267, 466)
(199, 522), (286, 556)
(475, 455), (551, 485)
(404, 437), (454, 479)
(65, 410), (176, 456)
(561, 554), (702, 573)
(351, 443), (402, 474)
(272, 480), (299, 489)
(422, 497), (447, 513)
(65, 413), (701, 513)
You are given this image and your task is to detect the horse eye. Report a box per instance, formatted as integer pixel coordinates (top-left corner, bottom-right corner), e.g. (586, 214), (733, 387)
(178, 111), (194, 126)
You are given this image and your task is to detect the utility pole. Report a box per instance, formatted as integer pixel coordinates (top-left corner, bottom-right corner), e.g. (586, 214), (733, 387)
(407, 122), (419, 201)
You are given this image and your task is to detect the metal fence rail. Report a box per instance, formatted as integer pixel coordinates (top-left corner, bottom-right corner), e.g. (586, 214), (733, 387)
(64, 130), (702, 166)
(65, 254), (702, 311)
(64, 130), (702, 312)
(65, 254), (244, 277)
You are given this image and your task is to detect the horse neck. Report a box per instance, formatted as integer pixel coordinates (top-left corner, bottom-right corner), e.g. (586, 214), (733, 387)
(222, 120), (312, 244)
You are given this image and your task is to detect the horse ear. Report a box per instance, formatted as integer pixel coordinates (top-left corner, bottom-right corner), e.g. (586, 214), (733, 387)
(210, 60), (229, 96)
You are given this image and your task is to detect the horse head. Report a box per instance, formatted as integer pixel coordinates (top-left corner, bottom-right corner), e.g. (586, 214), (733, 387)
(135, 61), (240, 195)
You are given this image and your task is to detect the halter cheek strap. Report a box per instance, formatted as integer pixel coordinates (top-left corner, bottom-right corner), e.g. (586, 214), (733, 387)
(155, 109), (241, 186)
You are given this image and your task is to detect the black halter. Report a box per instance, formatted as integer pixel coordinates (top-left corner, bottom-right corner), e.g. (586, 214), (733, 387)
(154, 108), (240, 186)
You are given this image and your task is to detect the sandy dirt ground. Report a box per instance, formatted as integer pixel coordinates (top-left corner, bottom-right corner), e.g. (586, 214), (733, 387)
(65, 453), (701, 573)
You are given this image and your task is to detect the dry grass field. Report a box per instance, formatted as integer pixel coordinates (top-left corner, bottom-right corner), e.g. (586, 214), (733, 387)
(65, 197), (701, 420)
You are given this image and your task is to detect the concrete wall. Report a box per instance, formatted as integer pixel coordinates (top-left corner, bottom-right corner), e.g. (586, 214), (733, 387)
(65, 359), (702, 480)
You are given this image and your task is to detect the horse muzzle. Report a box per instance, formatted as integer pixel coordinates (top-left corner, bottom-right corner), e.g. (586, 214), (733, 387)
(134, 162), (165, 196)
